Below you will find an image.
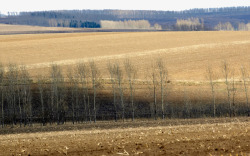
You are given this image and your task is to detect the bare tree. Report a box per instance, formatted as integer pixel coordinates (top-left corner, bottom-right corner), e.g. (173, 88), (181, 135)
(115, 62), (125, 121)
(16, 69), (22, 127)
(214, 22), (234, 31)
(76, 62), (90, 122)
(108, 62), (118, 121)
(100, 20), (151, 29)
(231, 70), (237, 116)
(89, 61), (99, 123)
(147, 62), (158, 120)
(241, 66), (249, 116)
(0, 63), (5, 127)
(19, 65), (32, 126)
(50, 64), (64, 125)
(67, 68), (80, 124)
(157, 58), (168, 119)
(124, 59), (137, 121)
(37, 75), (46, 126)
(207, 66), (216, 117)
(222, 61), (232, 117)
(6, 63), (19, 126)
(152, 69), (158, 120)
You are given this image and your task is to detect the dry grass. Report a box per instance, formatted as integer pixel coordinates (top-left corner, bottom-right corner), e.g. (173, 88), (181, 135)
(1, 27), (250, 103)
(1, 30), (250, 81)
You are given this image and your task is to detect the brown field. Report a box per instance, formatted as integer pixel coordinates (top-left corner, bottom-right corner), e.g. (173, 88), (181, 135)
(1, 29), (250, 81)
(1, 25), (250, 155)
(1, 26), (250, 109)
(0, 117), (249, 155)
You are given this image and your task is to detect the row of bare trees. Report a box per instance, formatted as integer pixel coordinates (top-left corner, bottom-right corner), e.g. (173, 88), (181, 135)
(207, 61), (250, 118)
(0, 63), (33, 127)
(214, 22), (235, 31)
(175, 18), (204, 31)
(215, 22), (250, 31)
(0, 59), (249, 127)
(100, 20), (162, 30)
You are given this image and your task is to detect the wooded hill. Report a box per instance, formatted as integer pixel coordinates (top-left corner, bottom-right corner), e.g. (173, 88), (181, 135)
(0, 6), (250, 30)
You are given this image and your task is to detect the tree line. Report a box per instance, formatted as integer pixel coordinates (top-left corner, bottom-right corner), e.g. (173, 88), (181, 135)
(1, 6), (250, 30)
(214, 22), (250, 31)
(174, 18), (204, 31)
(48, 19), (101, 28)
(100, 20), (161, 30)
(0, 59), (249, 127)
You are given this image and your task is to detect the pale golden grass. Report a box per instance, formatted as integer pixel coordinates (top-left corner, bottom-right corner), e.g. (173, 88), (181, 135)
(1, 30), (250, 81)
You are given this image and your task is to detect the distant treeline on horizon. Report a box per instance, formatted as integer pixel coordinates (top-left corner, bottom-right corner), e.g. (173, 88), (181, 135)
(1, 6), (250, 31)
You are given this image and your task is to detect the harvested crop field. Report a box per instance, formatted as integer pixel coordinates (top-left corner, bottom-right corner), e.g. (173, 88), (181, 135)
(1, 30), (250, 80)
(0, 118), (249, 155)
(1, 26), (250, 155)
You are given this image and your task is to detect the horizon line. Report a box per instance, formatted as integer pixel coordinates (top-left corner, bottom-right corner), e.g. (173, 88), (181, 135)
(1, 5), (250, 15)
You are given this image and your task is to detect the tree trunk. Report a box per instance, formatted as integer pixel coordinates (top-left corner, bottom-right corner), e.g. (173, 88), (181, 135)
(1, 91), (4, 127)
(93, 80), (96, 123)
(161, 76), (164, 119)
(154, 82), (157, 120)
(40, 88), (45, 126)
(88, 96), (91, 122)
(130, 81), (134, 121)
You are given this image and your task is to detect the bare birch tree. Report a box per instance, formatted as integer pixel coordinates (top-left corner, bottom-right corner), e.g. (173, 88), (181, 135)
(152, 70), (157, 120)
(6, 63), (19, 126)
(37, 75), (47, 126)
(124, 59), (137, 121)
(231, 71), (237, 116)
(157, 58), (168, 119)
(207, 66), (216, 117)
(50, 64), (64, 124)
(222, 61), (232, 117)
(77, 62), (90, 122)
(241, 66), (249, 116)
(19, 65), (32, 126)
(108, 62), (118, 121)
(89, 61), (99, 123)
(147, 62), (158, 120)
(115, 63), (125, 121)
(0, 63), (5, 127)
(67, 68), (79, 124)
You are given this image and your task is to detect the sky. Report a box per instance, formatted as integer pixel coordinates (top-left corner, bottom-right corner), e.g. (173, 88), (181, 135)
(1, 0), (250, 14)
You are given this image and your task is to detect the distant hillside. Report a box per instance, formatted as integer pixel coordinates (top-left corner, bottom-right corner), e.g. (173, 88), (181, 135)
(0, 7), (250, 30)
(0, 13), (6, 18)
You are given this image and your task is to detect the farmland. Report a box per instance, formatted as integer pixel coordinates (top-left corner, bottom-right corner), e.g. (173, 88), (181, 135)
(1, 24), (250, 155)
(1, 30), (250, 80)
(0, 117), (249, 155)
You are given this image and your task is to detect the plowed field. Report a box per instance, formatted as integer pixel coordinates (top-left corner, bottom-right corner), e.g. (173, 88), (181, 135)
(1, 27), (250, 155)
(0, 118), (249, 155)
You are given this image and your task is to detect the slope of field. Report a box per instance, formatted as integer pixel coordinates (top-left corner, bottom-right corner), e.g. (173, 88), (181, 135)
(1, 31), (250, 81)
(0, 118), (249, 155)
